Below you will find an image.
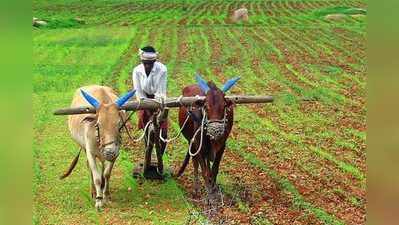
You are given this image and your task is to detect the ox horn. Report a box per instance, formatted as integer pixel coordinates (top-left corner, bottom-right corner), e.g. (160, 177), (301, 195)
(195, 73), (210, 93)
(115, 90), (136, 107)
(221, 77), (240, 93)
(80, 89), (100, 109)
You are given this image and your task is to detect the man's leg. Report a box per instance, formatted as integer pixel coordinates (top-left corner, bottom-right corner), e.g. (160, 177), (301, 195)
(160, 127), (167, 155)
(137, 110), (145, 130)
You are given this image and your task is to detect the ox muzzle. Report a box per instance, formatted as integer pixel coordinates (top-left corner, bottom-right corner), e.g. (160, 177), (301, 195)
(102, 143), (120, 161)
(206, 120), (226, 140)
(95, 125), (121, 161)
(204, 108), (228, 141)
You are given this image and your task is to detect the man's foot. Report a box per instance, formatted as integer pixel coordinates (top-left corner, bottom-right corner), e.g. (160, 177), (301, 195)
(143, 164), (164, 180)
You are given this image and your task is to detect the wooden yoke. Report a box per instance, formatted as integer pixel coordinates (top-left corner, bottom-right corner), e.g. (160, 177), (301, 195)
(53, 95), (274, 115)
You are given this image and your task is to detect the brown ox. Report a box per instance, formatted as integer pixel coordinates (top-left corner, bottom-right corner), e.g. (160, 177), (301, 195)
(176, 75), (239, 201)
(61, 85), (135, 210)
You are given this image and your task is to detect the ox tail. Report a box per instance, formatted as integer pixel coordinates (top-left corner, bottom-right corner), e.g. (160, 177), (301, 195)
(175, 150), (190, 177)
(59, 149), (81, 180)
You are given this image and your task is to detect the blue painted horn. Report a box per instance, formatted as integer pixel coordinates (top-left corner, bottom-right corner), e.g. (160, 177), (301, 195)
(195, 73), (210, 93)
(115, 90), (136, 107)
(221, 77), (240, 93)
(80, 89), (100, 109)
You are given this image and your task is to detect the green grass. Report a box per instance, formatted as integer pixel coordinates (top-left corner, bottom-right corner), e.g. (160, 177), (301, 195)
(312, 147), (365, 181)
(41, 18), (84, 29)
(33, 25), (203, 224)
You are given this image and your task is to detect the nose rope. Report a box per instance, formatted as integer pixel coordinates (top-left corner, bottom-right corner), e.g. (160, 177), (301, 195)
(132, 120), (153, 143)
(157, 110), (192, 154)
(188, 107), (207, 157)
(188, 106), (229, 157)
(95, 126), (120, 149)
(159, 96), (199, 144)
(118, 108), (153, 144)
(159, 110), (190, 143)
(94, 124), (121, 161)
(122, 96), (200, 148)
(100, 140), (118, 147)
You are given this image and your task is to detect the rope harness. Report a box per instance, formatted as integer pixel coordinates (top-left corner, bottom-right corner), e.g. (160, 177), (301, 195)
(118, 100), (154, 144)
(94, 122), (121, 161)
(91, 111), (137, 160)
(188, 106), (229, 157)
(123, 95), (194, 150)
(159, 114), (190, 143)
(116, 95), (228, 159)
(95, 124), (121, 148)
(188, 108), (206, 157)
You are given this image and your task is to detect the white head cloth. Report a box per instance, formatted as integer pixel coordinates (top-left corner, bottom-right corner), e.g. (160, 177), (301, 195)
(138, 49), (158, 60)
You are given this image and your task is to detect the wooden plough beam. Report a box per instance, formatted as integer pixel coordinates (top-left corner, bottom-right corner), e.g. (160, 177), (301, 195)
(53, 95), (274, 115)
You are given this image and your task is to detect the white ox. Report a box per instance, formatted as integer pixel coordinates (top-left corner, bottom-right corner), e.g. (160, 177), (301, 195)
(61, 85), (135, 210)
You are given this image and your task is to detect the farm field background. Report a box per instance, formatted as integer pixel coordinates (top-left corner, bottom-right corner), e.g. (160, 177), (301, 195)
(33, 0), (366, 224)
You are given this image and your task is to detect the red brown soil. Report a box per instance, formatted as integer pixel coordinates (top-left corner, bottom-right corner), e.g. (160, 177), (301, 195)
(117, 2), (366, 223)
(153, 27), (329, 224)
(220, 28), (366, 224)
(173, 148), (324, 225)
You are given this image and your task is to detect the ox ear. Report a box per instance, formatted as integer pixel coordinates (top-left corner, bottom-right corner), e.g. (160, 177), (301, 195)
(195, 73), (210, 93)
(115, 90), (136, 107)
(80, 89), (100, 109)
(221, 77), (240, 93)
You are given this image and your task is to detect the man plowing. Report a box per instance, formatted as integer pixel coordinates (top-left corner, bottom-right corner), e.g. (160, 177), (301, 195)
(132, 46), (168, 178)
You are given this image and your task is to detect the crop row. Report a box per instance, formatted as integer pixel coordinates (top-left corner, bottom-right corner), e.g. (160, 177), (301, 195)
(110, 21), (365, 224)
(34, 0), (366, 27)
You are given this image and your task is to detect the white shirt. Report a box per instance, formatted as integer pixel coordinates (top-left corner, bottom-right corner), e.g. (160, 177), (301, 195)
(132, 61), (167, 100)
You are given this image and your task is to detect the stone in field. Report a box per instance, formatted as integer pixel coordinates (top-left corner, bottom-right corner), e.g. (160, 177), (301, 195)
(231, 7), (249, 23)
(33, 17), (48, 27)
(74, 17), (85, 24)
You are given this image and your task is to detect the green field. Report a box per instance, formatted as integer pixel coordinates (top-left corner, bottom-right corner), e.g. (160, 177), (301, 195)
(33, 0), (366, 224)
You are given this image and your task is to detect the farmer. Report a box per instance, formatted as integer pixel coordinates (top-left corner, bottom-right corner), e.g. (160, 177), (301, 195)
(132, 45), (168, 141)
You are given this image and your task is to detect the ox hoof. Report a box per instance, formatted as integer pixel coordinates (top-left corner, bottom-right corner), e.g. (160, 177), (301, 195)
(95, 199), (104, 211)
(143, 165), (164, 180)
(207, 189), (222, 207)
(102, 195), (112, 205)
(193, 183), (201, 197)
